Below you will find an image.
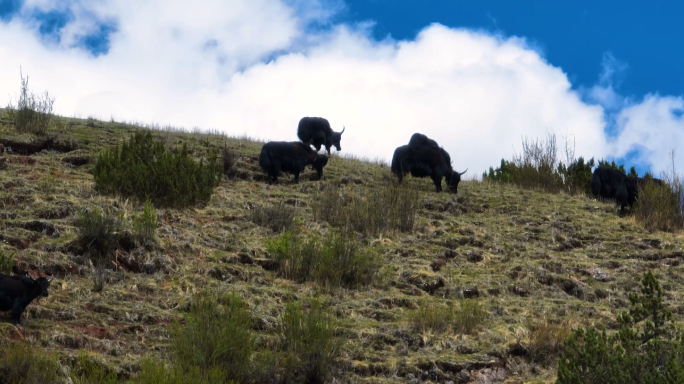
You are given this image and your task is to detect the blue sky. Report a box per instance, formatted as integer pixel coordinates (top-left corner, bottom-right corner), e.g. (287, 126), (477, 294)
(1, 0), (683, 177)
(341, 0), (684, 99)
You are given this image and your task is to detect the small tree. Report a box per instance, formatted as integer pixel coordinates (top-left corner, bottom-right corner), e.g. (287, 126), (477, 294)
(557, 271), (684, 384)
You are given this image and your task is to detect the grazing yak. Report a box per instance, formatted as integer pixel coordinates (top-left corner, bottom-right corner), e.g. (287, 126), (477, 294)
(615, 176), (665, 212)
(297, 117), (345, 155)
(591, 167), (627, 201)
(391, 144), (467, 193)
(0, 274), (53, 325)
(259, 141), (329, 184)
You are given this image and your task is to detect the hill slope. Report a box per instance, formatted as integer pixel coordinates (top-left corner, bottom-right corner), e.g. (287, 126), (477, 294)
(1, 115), (684, 383)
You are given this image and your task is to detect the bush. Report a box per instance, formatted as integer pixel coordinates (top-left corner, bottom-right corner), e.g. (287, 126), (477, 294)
(312, 183), (420, 236)
(93, 132), (222, 208)
(557, 271), (684, 383)
(133, 198), (158, 243)
(483, 133), (596, 195)
(6, 69), (55, 136)
(634, 176), (684, 232)
(0, 342), (62, 384)
(251, 202), (295, 233)
(279, 300), (343, 384)
(265, 228), (382, 290)
(0, 249), (15, 274)
(169, 291), (255, 383)
(221, 143), (237, 177)
(74, 207), (123, 263)
(410, 300), (487, 334)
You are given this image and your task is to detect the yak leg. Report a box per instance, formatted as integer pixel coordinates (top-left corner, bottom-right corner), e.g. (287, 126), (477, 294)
(431, 174), (443, 193)
(10, 300), (25, 325)
(294, 171), (301, 183)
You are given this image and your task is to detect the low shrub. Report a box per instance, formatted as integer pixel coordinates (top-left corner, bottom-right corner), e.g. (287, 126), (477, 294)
(634, 176), (684, 232)
(169, 291), (255, 383)
(71, 353), (119, 384)
(130, 359), (230, 384)
(265, 228), (382, 290)
(93, 132), (222, 208)
(0, 342), (62, 384)
(251, 202), (295, 233)
(74, 207), (123, 263)
(0, 249), (15, 274)
(279, 300), (343, 384)
(133, 198), (158, 243)
(6, 70), (54, 136)
(526, 318), (572, 364)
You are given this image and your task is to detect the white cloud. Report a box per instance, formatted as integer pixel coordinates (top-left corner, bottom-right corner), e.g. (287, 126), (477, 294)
(0, 1), (635, 178)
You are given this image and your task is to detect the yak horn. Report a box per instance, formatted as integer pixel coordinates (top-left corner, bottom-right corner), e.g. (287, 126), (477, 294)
(459, 168), (468, 175)
(48, 276), (54, 282)
(340, 126), (345, 134)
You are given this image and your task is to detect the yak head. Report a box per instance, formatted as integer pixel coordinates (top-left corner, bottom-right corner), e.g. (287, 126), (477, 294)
(446, 168), (468, 194)
(30, 275), (54, 297)
(330, 126), (345, 152)
(312, 154), (330, 178)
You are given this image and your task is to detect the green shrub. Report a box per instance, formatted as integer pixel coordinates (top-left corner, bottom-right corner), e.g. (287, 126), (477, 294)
(557, 271), (684, 383)
(410, 300), (487, 335)
(265, 228), (382, 290)
(5, 70), (54, 136)
(634, 177), (684, 232)
(169, 291), (255, 383)
(251, 202), (295, 233)
(279, 301), (343, 384)
(527, 318), (572, 365)
(93, 132), (222, 208)
(0, 342), (62, 384)
(74, 207), (123, 263)
(133, 198), (158, 243)
(0, 249), (15, 274)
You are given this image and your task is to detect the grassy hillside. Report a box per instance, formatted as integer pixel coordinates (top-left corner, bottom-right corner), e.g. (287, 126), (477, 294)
(1, 113), (684, 383)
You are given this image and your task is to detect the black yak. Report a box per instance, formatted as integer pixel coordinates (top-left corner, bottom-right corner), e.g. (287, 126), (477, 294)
(0, 274), (53, 325)
(391, 144), (467, 193)
(615, 176), (665, 212)
(296, 117), (345, 155)
(259, 141), (329, 184)
(591, 167), (627, 201)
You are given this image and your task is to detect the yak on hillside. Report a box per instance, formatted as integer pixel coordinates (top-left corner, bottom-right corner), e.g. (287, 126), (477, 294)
(0, 274), (53, 325)
(615, 176), (665, 212)
(296, 117), (345, 155)
(259, 141), (329, 184)
(391, 144), (467, 193)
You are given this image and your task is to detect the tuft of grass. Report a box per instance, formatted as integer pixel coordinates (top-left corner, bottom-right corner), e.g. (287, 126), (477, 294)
(169, 291), (255, 383)
(0, 249), (15, 274)
(0, 342), (62, 384)
(74, 207), (123, 263)
(251, 202), (295, 233)
(133, 197), (158, 243)
(527, 318), (572, 364)
(410, 300), (487, 335)
(279, 300), (343, 384)
(634, 176), (684, 232)
(265, 228), (382, 290)
(312, 183), (420, 236)
(5, 69), (54, 136)
(130, 359), (229, 384)
(71, 353), (119, 384)
(221, 143), (237, 177)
